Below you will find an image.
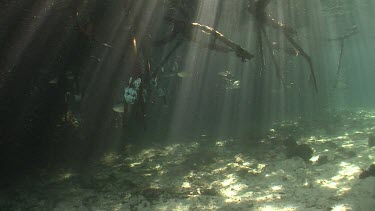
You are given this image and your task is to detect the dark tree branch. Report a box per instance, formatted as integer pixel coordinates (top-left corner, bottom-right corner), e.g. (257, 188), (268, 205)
(153, 39), (184, 78)
(284, 34), (318, 92)
(262, 27), (284, 84)
(248, 0), (317, 92)
(333, 40), (345, 88)
(160, 17), (254, 61)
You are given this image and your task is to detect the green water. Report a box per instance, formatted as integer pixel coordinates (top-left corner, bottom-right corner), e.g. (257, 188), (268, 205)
(0, 0), (374, 210)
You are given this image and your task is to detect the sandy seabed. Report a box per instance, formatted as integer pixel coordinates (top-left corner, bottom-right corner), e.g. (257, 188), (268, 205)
(1, 110), (374, 211)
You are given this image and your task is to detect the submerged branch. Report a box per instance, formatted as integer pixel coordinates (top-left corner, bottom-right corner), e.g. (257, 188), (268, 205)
(329, 25), (359, 41)
(190, 22), (254, 61)
(284, 34), (318, 92)
(248, 0), (297, 36)
(256, 0), (272, 12)
(262, 27), (284, 85)
(248, 0), (317, 92)
(153, 39), (184, 78)
(333, 40), (345, 88)
(154, 31), (178, 46)
(256, 24), (265, 74)
(73, 12), (112, 48)
(330, 25), (358, 88)
(163, 17), (254, 61)
(265, 14), (297, 36)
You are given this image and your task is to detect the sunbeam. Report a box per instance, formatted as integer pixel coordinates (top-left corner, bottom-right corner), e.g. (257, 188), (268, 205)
(0, 0), (374, 210)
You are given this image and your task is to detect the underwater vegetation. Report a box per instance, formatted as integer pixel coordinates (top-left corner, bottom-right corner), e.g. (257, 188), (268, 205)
(0, 0), (374, 210)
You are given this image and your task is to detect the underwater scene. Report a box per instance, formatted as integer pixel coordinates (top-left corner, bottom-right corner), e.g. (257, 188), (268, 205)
(0, 0), (375, 210)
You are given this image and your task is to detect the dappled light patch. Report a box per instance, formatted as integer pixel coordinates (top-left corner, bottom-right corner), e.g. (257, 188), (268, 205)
(1, 0), (375, 210)
(100, 152), (120, 166)
(258, 205), (297, 211)
(1, 109), (375, 210)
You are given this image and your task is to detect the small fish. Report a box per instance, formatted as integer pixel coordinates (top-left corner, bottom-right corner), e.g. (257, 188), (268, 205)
(48, 78), (58, 84)
(161, 72), (177, 78)
(217, 71), (233, 78)
(218, 71), (235, 81)
(335, 80), (349, 89)
(232, 80), (240, 88)
(177, 71), (193, 78)
(74, 94), (82, 103)
(271, 42), (280, 49)
(102, 43), (112, 48)
(90, 56), (102, 62)
(284, 48), (299, 56)
(66, 72), (75, 80)
(112, 103), (125, 113)
(284, 82), (295, 89)
(225, 80), (240, 90)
